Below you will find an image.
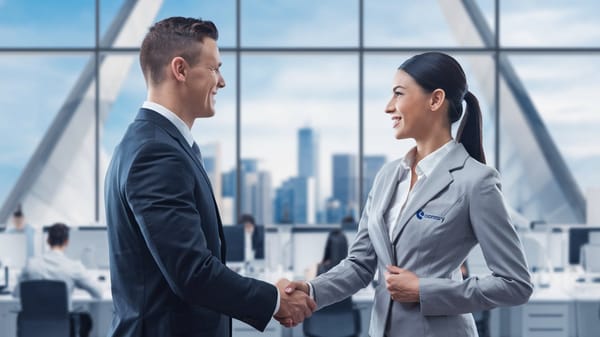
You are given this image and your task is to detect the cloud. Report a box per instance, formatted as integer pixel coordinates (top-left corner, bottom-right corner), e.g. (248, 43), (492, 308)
(502, 6), (600, 46)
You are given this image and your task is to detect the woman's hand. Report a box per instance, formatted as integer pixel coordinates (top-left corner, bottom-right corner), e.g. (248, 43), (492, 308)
(385, 265), (420, 302)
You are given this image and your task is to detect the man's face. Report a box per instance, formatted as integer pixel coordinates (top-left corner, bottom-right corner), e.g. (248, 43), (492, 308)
(186, 38), (225, 118)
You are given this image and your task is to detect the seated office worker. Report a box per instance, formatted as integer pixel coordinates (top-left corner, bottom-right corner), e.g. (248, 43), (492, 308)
(286, 52), (533, 337)
(16, 223), (102, 337)
(238, 214), (264, 261)
(104, 17), (315, 337)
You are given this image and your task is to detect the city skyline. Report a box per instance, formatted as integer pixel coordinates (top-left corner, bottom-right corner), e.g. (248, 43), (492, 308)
(202, 125), (386, 225)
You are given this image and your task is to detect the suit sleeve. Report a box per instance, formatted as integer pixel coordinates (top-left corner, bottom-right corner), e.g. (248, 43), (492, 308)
(419, 169), (533, 315)
(309, 184), (378, 310)
(126, 142), (277, 331)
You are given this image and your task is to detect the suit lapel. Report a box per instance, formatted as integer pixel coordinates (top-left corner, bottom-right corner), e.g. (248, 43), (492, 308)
(391, 144), (469, 244)
(372, 163), (404, 266)
(136, 108), (227, 260)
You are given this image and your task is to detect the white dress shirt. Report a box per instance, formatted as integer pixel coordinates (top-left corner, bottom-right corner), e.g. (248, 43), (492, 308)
(142, 101), (194, 147)
(17, 249), (103, 309)
(385, 140), (457, 239)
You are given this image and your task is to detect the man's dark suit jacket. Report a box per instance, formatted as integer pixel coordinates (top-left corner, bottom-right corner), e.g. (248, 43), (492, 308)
(104, 108), (278, 337)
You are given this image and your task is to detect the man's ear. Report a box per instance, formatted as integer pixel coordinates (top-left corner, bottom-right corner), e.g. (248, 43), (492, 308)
(170, 56), (187, 82)
(430, 88), (446, 112)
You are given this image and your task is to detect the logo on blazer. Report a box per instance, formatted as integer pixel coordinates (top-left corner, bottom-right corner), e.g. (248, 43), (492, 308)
(416, 209), (444, 222)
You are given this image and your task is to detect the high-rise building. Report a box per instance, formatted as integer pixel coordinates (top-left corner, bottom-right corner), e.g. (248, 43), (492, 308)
(274, 180), (294, 224)
(362, 155), (387, 206)
(239, 159), (272, 225)
(273, 176), (314, 224)
(298, 127), (317, 178)
(298, 127), (319, 221)
(332, 154), (357, 221)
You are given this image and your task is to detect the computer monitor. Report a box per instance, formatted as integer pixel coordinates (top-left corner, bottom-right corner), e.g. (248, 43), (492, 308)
(0, 232), (28, 268)
(223, 225), (245, 263)
(568, 226), (600, 265)
(43, 226), (110, 269)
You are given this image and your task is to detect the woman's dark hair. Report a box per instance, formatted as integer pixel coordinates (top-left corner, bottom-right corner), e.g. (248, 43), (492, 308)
(398, 52), (486, 164)
(47, 222), (70, 247)
(318, 229), (349, 275)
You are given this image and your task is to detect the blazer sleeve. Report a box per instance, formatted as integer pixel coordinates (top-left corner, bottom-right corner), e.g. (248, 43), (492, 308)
(126, 142), (277, 331)
(419, 169), (533, 315)
(309, 187), (378, 310)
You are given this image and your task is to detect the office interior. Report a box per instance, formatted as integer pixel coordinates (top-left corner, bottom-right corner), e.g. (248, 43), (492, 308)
(0, 0), (599, 336)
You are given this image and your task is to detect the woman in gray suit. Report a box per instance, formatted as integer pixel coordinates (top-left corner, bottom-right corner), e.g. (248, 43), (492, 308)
(285, 52), (533, 336)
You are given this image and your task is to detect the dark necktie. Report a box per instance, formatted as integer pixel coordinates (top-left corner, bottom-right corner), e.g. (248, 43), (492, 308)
(191, 142), (204, 167)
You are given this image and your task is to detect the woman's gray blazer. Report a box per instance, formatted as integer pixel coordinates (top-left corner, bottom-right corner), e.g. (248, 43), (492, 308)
(309, 143), (533, 337)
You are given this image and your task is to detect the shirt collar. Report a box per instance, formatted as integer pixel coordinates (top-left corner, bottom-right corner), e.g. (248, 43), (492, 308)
(142, 101), (195, 147)
(400, 140), (457, 178)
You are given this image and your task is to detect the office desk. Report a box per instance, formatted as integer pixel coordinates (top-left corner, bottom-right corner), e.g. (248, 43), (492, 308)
(490, 271), (600, 337)
(0, 268), (375, 337)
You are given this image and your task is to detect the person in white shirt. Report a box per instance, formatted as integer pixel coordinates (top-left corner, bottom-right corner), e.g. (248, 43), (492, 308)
(17, 222), (102, 337)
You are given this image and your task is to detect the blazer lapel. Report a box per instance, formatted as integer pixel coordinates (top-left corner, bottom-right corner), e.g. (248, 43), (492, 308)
(391, 144), (469, 244)
(372, 162), (404, 266)
(136, 108), (227, 260)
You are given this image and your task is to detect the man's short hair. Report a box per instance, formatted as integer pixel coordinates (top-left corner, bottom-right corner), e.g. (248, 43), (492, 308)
(140, 16), (219, 84)
(47, 223), (70, 247)
(238, 214), (256, 226)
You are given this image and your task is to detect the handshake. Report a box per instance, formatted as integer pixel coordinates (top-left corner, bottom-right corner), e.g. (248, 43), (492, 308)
(273, 278), (315, 328)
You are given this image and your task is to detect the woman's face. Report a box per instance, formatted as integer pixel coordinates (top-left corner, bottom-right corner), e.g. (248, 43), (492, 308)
(385, 70), (434, 140)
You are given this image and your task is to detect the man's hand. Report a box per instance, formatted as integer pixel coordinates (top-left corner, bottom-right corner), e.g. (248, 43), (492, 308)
(385, 265), (420, 302)
(274, 278), (316, 328)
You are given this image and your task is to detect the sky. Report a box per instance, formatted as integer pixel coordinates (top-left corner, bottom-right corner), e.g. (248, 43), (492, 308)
(0, 0), (599, 214)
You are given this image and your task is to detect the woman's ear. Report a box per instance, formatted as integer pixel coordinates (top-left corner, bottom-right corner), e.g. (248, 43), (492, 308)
(170, 56), (187, 82)
(430, 88), (446, 112)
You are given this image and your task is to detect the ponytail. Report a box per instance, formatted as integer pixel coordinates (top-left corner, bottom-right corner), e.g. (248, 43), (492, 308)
(456, 91), (486, 164)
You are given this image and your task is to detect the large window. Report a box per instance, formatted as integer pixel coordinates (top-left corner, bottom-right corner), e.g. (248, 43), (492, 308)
(1, 0), (598, 225)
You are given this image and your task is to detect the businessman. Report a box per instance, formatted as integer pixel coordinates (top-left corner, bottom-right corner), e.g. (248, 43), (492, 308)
(104, 17), (314, 337)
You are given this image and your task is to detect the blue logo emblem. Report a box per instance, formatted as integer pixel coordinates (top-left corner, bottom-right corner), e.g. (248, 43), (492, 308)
(415, 209), (444, 222)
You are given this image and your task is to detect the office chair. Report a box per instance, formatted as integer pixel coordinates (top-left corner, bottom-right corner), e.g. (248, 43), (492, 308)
(303, 297), (361, 337)
(17, 280), (71, 337)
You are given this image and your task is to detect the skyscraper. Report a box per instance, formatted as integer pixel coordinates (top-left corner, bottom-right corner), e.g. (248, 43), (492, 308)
(298, 127), (317, 178)
(332, 154), (357, 222)
(239, 159), (272, 225)
(362, 155), (387, 206)
(273, 176), (314, 224)
(298, 127), (319, 222)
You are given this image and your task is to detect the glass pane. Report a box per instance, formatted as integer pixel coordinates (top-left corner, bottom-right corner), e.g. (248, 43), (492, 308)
(241, 0), (358, 47)
(101, 52), (237, 224)
(364, 0), (487, 47)
(241, 54), (359, 225)
(501, 0), (600, 47)
(101, 0), (236, 48)
(0, 0), (94, 47)
(0, 55), (91, 220)
(363, 53), (496, 205)
(508, 55), (600, 192)
(476, 0), (496, 37)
